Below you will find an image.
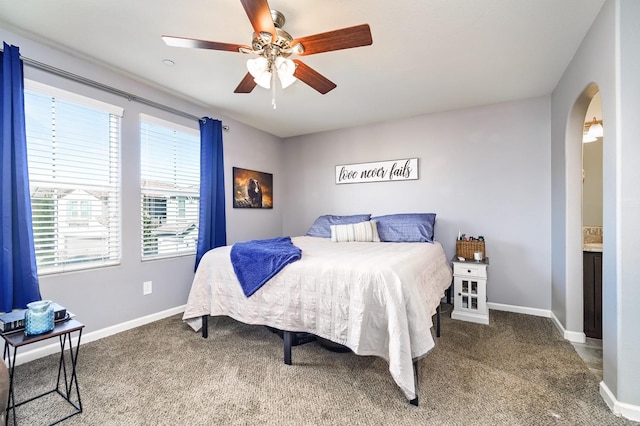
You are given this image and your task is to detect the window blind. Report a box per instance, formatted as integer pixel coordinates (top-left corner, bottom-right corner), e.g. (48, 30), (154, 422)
(140, 115), (200, 259)
(24, 85), (122, 274)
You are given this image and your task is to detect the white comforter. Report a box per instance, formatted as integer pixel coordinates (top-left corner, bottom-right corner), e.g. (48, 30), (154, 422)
(183, 236), (452, 400)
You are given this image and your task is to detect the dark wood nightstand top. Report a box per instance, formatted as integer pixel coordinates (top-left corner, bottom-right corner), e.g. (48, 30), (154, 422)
(2, 318), (84, 347)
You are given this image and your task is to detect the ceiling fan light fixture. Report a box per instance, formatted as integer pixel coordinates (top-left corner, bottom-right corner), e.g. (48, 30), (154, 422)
(254, 70), (272, 89)
(247, 57), (271, 89)
(247, 56), (268, 77)
(275, 57), (297, 88)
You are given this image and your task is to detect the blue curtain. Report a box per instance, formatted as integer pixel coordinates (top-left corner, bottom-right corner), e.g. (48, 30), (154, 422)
(0, 42), (41, 312)
(195, 117), (226, 270)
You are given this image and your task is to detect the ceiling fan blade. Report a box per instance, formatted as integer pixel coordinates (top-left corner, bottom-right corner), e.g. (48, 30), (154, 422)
(234, 72), (257, 93)
(293, 60), (336, 94)
(162, 36), (249, 52)
(292, 24), (373, 56)
(240, 0), (276, 39)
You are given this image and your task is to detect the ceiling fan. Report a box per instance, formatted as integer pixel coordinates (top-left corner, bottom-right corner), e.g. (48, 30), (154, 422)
(161, 0), (373, 97)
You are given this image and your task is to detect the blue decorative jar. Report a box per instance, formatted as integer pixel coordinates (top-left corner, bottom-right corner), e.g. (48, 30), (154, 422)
(25, 300), (54, 336)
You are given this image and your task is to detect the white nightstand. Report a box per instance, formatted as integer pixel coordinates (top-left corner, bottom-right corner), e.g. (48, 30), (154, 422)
(451, 256), (489, 324)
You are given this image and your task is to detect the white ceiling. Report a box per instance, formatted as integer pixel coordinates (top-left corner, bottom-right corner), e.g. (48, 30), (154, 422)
(0, 0), (605, 138)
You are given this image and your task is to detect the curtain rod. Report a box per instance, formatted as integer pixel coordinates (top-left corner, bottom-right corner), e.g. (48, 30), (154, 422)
(7, 50), (229, 131)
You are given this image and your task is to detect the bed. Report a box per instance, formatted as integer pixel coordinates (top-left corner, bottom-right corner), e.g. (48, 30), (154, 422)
(183, 214), (453, 404)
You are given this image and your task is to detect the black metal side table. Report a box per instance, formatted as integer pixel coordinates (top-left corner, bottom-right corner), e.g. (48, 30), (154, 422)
(2, 319), (84, 425)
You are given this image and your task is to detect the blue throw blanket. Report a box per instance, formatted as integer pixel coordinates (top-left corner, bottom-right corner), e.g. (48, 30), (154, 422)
(230, 236), (302, 297)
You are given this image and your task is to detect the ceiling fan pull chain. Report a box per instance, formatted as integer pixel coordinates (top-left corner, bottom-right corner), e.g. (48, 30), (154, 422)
(271, 71), (277, 109)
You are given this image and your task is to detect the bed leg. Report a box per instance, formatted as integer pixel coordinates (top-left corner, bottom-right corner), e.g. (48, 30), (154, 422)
(436, 304), (441, 338)
(202, 315), (208, 338)
(410, 360), (419, 406)
(283, 331), (292, 365)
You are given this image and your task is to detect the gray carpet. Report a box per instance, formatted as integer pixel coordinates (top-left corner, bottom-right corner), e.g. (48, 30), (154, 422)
(8, 307), (638, 425)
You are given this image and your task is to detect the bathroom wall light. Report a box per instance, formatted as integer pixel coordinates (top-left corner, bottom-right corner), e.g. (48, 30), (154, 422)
(583, 117), (603, 143)
(585, 117), (603, 138)
(583, 132), (597, 143)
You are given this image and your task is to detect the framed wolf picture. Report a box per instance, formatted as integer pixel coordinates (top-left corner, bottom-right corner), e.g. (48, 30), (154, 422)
(232, 167), (273, 209)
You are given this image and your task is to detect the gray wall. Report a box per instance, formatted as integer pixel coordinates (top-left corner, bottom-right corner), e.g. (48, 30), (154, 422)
(617, 0), (640, 408)
(0, 27), (285, 334)
(282, 96), (552, 311)
(551, 0), (640, 410)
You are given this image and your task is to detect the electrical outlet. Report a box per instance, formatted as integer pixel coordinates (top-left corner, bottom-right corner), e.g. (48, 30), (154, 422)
(143, 281), (152, 295)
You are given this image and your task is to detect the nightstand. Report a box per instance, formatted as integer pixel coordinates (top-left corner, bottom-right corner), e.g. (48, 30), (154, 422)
(451, 256), (489, 324)
(2, 319), (84, 425)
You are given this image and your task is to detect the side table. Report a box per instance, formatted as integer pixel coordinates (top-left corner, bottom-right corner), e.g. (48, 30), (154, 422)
(2, 319), (84, 425)
(451, 256), (490, 324)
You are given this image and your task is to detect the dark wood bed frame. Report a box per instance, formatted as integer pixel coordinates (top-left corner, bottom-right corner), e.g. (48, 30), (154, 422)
(198, 305), (442, 406)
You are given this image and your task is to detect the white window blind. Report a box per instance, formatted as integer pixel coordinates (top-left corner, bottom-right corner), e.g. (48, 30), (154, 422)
(24, 83), (122, 274)
(140, 115), (200, 259)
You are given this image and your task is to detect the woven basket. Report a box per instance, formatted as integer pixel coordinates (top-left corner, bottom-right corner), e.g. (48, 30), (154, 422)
(456, 240), (485, 260)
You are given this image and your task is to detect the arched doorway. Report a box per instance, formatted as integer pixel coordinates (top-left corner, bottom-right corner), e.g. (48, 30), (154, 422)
(564, 82), (600, 341)
(563, 83), (605, 382)
(582, 93), (603, 340)
(576, 90), (604, 380)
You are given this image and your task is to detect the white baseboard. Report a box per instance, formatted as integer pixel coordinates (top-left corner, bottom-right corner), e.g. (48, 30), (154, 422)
(549, 311), (586, 343)
(487, 302), (587, 343)
(10, 305), (186, 366)
(600, 381), (640, 421)
(487, 302), (551, 318)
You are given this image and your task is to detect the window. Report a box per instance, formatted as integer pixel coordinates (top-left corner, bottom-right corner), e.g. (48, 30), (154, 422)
(140, 115), (199, 259)
(24, 81), (122, 274)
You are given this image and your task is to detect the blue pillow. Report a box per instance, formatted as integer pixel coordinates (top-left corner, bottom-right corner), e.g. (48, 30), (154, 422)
(371, 213), (436, 243)
(306, 214), (371, 238)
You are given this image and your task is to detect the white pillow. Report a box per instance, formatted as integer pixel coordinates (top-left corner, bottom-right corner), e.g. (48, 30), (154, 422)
(330, 220), (380, 242)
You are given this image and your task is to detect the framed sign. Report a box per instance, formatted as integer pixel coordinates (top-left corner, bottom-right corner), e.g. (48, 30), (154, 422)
(233, 167), (273, 208)
(335, 158), (419, 184)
